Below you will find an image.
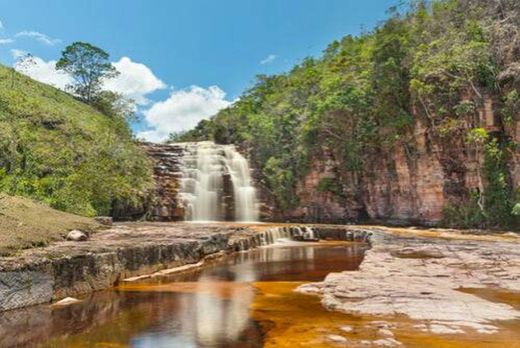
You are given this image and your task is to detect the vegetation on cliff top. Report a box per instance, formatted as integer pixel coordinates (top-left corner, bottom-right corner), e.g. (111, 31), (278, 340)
(176, 0), (520, 229)
(0, 64), (153, 217)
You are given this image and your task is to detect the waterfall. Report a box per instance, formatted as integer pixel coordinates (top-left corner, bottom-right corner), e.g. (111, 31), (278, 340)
(177, 141), (259, 222)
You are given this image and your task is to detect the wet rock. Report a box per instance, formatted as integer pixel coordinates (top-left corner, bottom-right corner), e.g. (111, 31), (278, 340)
(429, 324), (464, 334)
(0, 271), (54, 311)
(1, 223), (356, 312)
(504, 232), (520, 238)
(339, 325), (353, 333)
(326, 334), (348, 344)
(378, 328), (394, 337)
(373, 338), (402, 346)
(297, 230), (520, 335)
(53, 297), (81, 306)
(119, 143), (185, 221)
(66, 230), (88, 241)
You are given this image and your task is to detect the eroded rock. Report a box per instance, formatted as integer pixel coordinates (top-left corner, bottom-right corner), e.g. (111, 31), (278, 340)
(53, 297), (81, 306)
(297, 231), (520, 335)
(66, 230), (88, 241)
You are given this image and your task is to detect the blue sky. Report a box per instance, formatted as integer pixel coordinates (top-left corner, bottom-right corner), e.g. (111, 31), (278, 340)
(0, 0), (397, 141)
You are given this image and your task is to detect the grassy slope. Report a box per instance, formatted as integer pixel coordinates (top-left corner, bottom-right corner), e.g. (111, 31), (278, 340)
(0, 65), (152, 216)
(0, 193), (99, 256)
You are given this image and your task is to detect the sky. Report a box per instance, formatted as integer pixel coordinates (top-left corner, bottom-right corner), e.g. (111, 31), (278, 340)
(0, 0), (397, 142)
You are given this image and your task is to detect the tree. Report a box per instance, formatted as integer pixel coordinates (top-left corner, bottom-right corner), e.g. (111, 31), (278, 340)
(12, 53), (36, 88)
(56, 42), (118, 103)
(92, 91), (137, 122)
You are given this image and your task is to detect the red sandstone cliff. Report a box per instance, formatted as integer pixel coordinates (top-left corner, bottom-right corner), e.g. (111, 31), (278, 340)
(282, 97), (519, 226)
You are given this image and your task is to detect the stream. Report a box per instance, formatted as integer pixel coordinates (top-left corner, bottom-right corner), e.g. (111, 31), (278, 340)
(2, 241), (367, 347)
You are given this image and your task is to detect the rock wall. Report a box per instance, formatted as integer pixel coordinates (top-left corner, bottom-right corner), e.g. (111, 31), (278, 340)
(280, 99), (519, 226)
(112, 142), (186, 221)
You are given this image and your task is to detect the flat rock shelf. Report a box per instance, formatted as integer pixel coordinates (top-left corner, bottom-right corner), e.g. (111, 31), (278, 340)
(0, 223), (519, 347)
(298, 227), (520, 345)
(0, 222), (370, 312)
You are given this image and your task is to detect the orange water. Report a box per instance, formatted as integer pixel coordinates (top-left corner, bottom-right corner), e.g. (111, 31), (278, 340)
(2, 241), (520, 348)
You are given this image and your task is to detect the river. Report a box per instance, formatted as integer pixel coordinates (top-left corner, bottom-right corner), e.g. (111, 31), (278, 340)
(3, 241), (367, 347)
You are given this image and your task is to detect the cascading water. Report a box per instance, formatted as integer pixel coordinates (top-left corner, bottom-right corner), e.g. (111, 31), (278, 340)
(177, 141), (259, 222)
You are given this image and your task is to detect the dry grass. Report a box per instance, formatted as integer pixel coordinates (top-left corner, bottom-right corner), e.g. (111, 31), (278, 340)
(0, 194), (99, 256)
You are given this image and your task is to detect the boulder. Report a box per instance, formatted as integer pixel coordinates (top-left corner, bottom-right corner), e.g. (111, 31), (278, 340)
(53, 297), (81, 306)
(66, 230), (88, 242)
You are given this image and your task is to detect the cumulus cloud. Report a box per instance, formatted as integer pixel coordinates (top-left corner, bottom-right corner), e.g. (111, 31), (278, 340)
(260, 54), (277, 65)
(12, 50), (72, 89)
(0, 20), (4, 30)
(103, 57), (166, 105)
(15, 31), (61, 46)
(0, 38), (13, 45)
(137, 86), (232, 142)
(12, 53), (164, 104)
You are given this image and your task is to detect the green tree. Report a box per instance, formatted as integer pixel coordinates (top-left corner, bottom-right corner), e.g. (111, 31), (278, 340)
(56, 42), (118, 103)
(92, 90), (137, 122)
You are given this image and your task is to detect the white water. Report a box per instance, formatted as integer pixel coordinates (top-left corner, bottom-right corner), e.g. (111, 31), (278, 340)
(178, 141), (259, 222)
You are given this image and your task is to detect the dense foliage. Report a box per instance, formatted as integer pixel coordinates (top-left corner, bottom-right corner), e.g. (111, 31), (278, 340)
(178, 0), (520, 229)
(0, 65), (153, 216)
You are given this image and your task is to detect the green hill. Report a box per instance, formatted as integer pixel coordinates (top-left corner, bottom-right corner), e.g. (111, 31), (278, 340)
(0, 65), (153, 217)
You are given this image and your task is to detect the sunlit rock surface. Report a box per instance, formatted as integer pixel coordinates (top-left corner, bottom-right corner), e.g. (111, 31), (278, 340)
(298, 228), (520, 335)
(0, 222), (251, 311)
(0, 222), (369, 312)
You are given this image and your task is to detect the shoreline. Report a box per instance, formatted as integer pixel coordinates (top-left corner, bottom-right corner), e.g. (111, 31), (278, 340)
(0, 222), (371, 312)
(1, 221), (518, 316)
(297, 226), (520, 343)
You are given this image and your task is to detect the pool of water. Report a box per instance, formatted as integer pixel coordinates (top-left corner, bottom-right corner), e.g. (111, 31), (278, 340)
(0, 242), (367, 348)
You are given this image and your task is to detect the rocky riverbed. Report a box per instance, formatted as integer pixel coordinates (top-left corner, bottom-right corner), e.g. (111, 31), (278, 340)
(2, 221), (520, 347)
(0, 223), (233, 311)
(0, 222), (370, 312)
(298, 227), (520, 346)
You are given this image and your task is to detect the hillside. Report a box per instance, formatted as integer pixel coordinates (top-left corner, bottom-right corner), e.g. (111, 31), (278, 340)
(0, 194), (99, 256)
(0, 65), (153, 217)
(178, 0), (520, 229)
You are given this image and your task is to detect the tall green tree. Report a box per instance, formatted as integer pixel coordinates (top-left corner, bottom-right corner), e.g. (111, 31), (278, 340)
(56, 42), (118, 103)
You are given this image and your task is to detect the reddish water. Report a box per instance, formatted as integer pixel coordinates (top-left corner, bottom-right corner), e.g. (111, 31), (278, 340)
(0, 243), (367, 348)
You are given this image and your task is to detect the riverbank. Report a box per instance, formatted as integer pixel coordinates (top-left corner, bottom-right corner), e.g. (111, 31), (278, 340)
(0, 222), (370, 312)
(298, 227), (520, 346)
(0, 194), (100, 257)
(1, 223), (520, 346)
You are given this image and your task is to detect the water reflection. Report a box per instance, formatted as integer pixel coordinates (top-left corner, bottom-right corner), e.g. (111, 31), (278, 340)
(0, 243), (366, 348)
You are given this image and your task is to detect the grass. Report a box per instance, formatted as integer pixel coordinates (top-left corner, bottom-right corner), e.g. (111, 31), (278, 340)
(0, 193), (99, 256)
(0, 64), (152, 217)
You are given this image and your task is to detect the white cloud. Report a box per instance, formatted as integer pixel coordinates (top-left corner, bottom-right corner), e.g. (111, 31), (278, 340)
(103, 57), (166, 105)
(11, 53), (164, 103)
(0, 20), (4, 30)
(0, 38), (13, 45)
(12, 50), (72, 89)
(260, 54), (277, 65)
(137, 86), (232, 142)
(15, 31), (61, 46)
(10, 49), (26, 59)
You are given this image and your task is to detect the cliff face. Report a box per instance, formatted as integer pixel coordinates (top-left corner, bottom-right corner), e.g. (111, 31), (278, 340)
(114, 143), (185, 221)
(143, 143), (185, 221)
(281, 98), (519, 226)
